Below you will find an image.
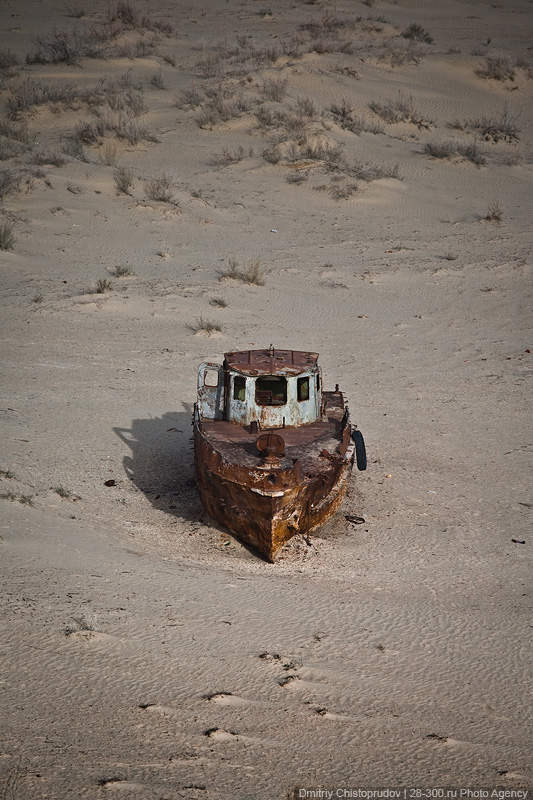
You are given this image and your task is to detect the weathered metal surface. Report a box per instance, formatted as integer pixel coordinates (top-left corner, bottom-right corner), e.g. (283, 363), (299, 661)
(194, 381), (357, 561)
(192, 348), (361, 561)
(224, 346), (319, 377)
(197, 363), (224, 420)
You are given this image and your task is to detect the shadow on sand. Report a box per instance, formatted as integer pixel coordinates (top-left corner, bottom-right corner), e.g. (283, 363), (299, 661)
(113, 405), (205, 523)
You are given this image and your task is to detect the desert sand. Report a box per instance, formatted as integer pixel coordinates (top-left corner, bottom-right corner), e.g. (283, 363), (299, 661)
(0, 0), (531, 797)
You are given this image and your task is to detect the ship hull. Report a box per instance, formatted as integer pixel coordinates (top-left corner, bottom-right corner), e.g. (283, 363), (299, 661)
(194, 421), (355, 562)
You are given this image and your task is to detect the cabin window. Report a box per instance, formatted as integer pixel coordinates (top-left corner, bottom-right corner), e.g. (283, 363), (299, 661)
(316, 374), (320, 392)
(204, 369), (219, 387)
(233, 375), (246, 401)
(297, 376), (310, 402)
(255, 376), (287, 406)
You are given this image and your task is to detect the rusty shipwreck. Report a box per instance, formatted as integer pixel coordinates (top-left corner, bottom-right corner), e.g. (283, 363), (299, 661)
(193, 346), (366, 562)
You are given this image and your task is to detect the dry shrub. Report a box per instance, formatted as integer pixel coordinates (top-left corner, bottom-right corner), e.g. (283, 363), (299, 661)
(241, 259), (266, 285)
(468, 106), (520, 143)
(96, 278), (112, 293)
(369, 92), (431, 127)
(75, 111), (155, 145)
(330, 99), (384, 134)
(344, 159), (399, 181)
(6, 78), (77, 115)
(402, 23), (434, 44)
(295, 95), (318, 119)
(0, 167), (20, 198)
(0, 223), (16, 250)
(484, 202), (503, 222)
(26, 27), (107, 65)
(144, 171), (175, 202)
(377, 38), (428, 67)
(99, 140), (118, 165)
(193, 317), (222, 335)
(425, 138), (486, 166)
(0, 49), (19, 68)
(176, 86), (204, 109)
(197, 50), (225, 79)
(31, 150), (67, 167)
(476, 54), (515, 81)
(261, 77), (288, 102)
(209, 146), (253, 166)
(218, 257), (266, 285)
(114, 165), (134, 194)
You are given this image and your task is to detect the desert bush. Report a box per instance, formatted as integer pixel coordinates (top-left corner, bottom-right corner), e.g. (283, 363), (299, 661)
(218, 257), (266, 285)
(62, 137), (89, 161)
(27, 27), (107, 65)
(369, 92), (430, 127)
(330, 99), (384, 134)
(0, 120), (32, 158)
(144, 171), (175, 202)
(286, 171), (308, 184)
(377, 38), (427, 67)
(0, 223), (16, 250)
(485, 201), (503, 222)
(31, 150), (67, 166)
(209, 146), (253, 166)
(468, 106), (520, 143)
(502, 150), (522, 166)
(0, 139), (25, 160)
(241, 259), (266, 285)
(301, 13), (352, 37)
(6, 78), (77, 114)
(1, 492), (33, 505)
(113, 263), (133, 276)
(99, 140), (118, 165)
(295, 95), (318, 119)
(114, 165), (134, 194)
(176, 86), (204, 109)
(210, 297), (227, 307)
(194, 91), (250, 128)
(0, 167), (20, 198)
(425, 138), (486, 166)
(218, 256), (241, 280)
(110, 0), (140, 25)
(197, 50), (225, 78)
(150, 68), (165, 89)
(0, 49), (19, 69)
(64, 614), (96, 635)
(476, 54), (515, 81)
(193, 317), (222, 335)
(348, 159), (399, 181)
(315, 180), (358, 200)
(402, 23), (434, 44)
(299, 139), (344, 165)
(75, 111), (155, 145)
(96, 278), (112, 293)
(261, 77), (288, 102)
(194, 107), (220, 128)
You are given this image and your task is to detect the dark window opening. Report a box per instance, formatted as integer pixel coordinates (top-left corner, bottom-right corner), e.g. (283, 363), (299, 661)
(255, 376), (287, 406)
(233, 375), (246, 401)
(297, 376), (310, 402)
(316, 373), (320, 392)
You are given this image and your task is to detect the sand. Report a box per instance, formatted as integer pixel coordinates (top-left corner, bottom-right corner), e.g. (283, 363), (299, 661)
(0, 0), (531, 797)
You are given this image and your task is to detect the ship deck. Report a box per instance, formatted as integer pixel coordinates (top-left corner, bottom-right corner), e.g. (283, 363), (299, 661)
(198, 392), (349, 476)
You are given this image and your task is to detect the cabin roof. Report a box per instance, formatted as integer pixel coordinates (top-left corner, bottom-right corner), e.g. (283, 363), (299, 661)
(224, 348), (319, 377)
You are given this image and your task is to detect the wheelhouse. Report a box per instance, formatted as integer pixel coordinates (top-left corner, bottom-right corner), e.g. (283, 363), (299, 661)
(197, 346), (323, 429)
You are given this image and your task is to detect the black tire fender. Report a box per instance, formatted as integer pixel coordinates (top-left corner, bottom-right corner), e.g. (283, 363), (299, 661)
(352, 429), (367, 471)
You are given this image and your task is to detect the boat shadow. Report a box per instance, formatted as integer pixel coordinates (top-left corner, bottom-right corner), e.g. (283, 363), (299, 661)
(113, 406), (204, 524)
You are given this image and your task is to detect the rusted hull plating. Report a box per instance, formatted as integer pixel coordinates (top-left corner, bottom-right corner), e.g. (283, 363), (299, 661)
(193, 416), (355, 562)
